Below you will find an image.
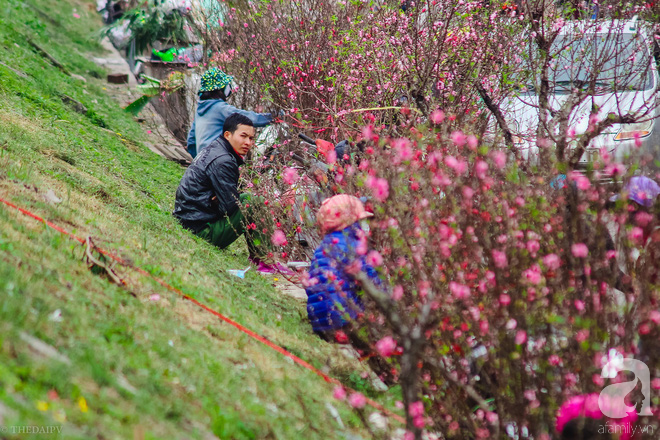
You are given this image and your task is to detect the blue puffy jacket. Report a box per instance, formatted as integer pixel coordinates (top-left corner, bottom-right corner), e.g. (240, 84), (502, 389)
(187, 99), (272, 158)
(305, 222), (382, 333)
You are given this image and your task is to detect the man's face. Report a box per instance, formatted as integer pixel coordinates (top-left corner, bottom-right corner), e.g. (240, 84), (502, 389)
(224, 124), (256, 156)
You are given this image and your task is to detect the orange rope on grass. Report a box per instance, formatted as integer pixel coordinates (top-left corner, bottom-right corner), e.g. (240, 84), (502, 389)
(0, 195), (405, 424)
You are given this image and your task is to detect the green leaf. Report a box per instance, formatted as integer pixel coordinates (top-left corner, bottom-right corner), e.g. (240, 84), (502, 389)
(124, 96), (153, 116)
(547, 314), (566, 324)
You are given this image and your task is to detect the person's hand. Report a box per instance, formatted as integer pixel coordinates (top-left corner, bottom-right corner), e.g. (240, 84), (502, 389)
(271, 109), (286, 123)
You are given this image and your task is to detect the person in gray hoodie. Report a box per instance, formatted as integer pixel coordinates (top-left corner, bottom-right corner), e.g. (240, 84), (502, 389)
(186, 68), (273, 158)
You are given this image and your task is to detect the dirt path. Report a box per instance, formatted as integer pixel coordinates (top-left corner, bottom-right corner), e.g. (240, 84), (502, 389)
(91, 37), (192, 164)
(271, 275), (307, 301)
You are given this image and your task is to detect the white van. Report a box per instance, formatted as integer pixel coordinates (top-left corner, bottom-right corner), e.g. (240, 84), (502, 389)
(501, 17), (660, 168)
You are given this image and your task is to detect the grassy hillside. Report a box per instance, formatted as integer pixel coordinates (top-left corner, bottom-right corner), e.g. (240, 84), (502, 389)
(0, 1), (400, 438)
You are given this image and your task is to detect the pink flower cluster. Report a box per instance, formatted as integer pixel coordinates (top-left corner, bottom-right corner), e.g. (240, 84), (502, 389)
(366, 176), (389, 201)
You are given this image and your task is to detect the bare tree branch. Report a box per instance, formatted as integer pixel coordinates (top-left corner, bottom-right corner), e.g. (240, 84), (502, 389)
(568, 112), (636, 166)
(475, 82), (516, 152)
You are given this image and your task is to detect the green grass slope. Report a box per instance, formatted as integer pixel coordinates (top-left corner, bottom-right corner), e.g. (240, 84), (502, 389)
(0, 1), (400, 438)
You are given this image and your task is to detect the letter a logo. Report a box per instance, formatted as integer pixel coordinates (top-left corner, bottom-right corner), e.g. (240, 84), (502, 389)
(599, 358), (652, 418)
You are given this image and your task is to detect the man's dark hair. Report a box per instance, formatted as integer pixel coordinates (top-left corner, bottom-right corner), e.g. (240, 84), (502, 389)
(223, 113), (254, 134)
(199, 89), (227, 101)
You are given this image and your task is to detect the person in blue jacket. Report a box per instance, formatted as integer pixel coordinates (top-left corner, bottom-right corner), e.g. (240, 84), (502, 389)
(305, 194), (382, 341)
(306, 195), (397, 385)
(187, 68), (273, 158)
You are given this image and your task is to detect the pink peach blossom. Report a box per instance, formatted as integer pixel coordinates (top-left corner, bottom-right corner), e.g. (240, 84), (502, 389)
(333, 386), (346, 400)
(629, 227), (644, 244)
(549, 354), (561, 366)
(376, 336), (397, 357)
(467, 135), (478, 150)
(271, 230), (288, 246)
(430, 109), (445, 124)
(576, 329), (589, 342)
(366, 250), (383, 266)
(571, 243), (588, 258)
(282, 167), (299, 185)
(348, 392), (366, 408)
(449, 281), (470, 299)
(515, 330), (527, 345)
(526, 240), (540, 254)
(570, 172), (591, 190)
(361, 125), (374, 139)
(492, 151), (506, 169)
(652, 378), (660, 390)
(592, 374), (605, 387)
(445, 156), (467, 174)
(366, 176), (389, 201)
(392, 285), (404, 300)
(523, 265), (542, 284)
(492, 250), (508, 268)
(325, 149), (337, 164)
(409, 401), (424, 418)
(344, 260), (363, 275)
(543, 253), (561, 270)
(451, 130), (467, 147)
(475, 160), (489, 179)
(604, 162), (626, 176)
(393, 138), (413, 163)
(634, 211), (654, 227)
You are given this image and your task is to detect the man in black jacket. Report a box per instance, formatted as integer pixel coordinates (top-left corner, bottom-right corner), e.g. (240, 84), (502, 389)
(173, 113), (266, 258)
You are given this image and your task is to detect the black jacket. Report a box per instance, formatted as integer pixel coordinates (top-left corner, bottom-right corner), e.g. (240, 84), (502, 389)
(173, 136), (244, 232)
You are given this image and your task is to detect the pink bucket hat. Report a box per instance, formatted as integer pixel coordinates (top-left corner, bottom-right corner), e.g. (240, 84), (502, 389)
(317, 195), (373, 234)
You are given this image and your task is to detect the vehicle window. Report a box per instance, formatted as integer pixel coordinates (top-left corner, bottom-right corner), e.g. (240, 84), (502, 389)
(551, 33), (652, 92)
